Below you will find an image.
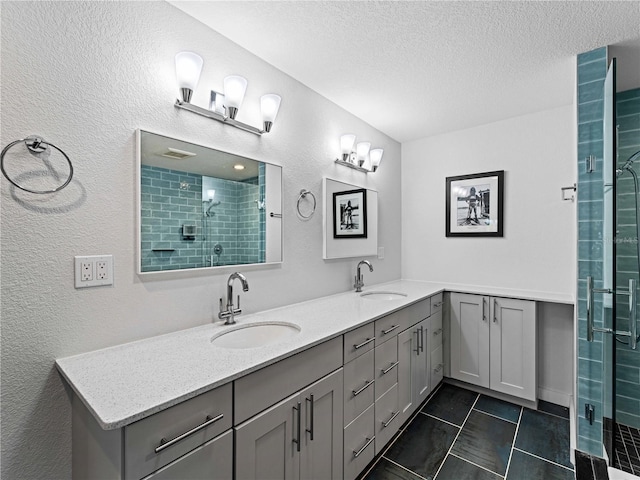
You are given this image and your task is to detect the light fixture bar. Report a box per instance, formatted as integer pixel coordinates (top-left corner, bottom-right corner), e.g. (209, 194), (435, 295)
(174, 100), (264, 136)
(334, 158), (372, 173)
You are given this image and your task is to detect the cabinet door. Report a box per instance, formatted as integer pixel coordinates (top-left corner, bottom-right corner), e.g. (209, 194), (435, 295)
(449, 292), (490, 388)
(489, 297), (537, 401)
(412, 318), (431, 406)
(397, 326), (417, 426)
(235, 392), (300, 480)
(143, 430), (233, 480)
(299, 369), (344, 480)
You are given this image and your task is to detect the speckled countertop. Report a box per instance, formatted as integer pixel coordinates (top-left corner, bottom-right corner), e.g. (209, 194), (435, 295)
(55, 280), (573, 430)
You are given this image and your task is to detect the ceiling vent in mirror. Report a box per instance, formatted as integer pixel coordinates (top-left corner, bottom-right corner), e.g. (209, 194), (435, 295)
(161, 147), (197, 160)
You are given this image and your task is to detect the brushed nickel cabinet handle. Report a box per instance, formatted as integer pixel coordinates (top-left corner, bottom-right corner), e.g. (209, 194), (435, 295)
(382, 325), (399, 335)
(383, 411), (400, 428)
(382, 361), (399, 375)
(155, 413), (224, 454)
(353, 379), (375, 397)
(353, 436), (375, 458)
(354, 337), (375, 350)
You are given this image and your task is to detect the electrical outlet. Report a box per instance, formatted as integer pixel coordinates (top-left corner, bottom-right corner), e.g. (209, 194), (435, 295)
(75, 255), (113, 288)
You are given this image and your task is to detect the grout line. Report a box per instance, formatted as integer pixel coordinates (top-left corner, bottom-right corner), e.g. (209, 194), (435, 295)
(422, 412), (463, 429)
(448, 452), (505, 478)
(472, 407), (519, 425)
(503, 406), (523, 478)
(511, 448), (575, 472)
(432, 392), (480, 480)
(618, 422), (633, 471)
(382, 457), (429, 480)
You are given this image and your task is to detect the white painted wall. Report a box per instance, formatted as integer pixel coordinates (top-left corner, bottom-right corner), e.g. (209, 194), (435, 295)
(401, 105), (576, 298)
(0, 2), (401, 478)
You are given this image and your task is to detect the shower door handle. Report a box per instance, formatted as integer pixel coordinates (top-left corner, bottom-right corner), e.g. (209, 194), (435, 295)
(586, 276), (613, 342)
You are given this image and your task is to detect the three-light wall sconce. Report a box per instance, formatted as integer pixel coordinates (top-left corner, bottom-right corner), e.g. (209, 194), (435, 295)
(335, 134), (384, 173)
(174, 51), (282, 136)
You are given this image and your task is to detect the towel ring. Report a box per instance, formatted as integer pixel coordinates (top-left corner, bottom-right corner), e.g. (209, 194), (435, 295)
(296, 189), (316, 219)
(1, 135), (74, 194)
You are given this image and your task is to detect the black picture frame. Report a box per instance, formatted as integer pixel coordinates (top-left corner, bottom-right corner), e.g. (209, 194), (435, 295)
(333, 188), (367, 239)
(445, 170), (504, 237)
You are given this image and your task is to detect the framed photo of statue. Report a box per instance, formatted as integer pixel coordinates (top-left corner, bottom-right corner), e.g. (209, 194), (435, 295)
(333, 188), (367, 238)
(445, 170), (504, 237)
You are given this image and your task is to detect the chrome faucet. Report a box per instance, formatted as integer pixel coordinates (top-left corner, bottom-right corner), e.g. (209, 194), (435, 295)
(218, 272), (249, 325)
(354, 260), (373, 293)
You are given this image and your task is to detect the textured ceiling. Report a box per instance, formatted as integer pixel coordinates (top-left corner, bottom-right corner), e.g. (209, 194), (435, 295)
(169, 1), (640, 143)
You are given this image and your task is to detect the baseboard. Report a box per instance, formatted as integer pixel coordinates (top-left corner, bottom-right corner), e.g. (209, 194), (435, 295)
(538, 386), (572, 408)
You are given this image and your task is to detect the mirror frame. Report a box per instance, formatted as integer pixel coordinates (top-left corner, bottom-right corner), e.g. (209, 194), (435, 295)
(136, 129), (283, 276)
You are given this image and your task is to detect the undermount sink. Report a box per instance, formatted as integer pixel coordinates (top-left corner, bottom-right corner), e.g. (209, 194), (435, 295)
(360, 291), (408, 301)
(210, 321), (301, 349)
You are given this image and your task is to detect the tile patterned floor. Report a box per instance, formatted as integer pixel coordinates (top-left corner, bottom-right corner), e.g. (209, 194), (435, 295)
(613, 422), (640, 475)
(361, 383), (575, 480)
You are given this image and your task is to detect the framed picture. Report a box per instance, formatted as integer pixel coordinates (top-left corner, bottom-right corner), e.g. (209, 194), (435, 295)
(445, 170), (504, 237)
(333, 188), (367, 238)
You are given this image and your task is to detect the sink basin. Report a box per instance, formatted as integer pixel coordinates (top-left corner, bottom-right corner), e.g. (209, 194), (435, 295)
(360, 291), (408, 301)
(211, 322), (301, 349)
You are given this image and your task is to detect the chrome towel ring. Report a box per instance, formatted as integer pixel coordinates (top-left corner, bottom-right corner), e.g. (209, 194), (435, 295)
(1, 135), (74, 194)
(296, 189), (316, 219)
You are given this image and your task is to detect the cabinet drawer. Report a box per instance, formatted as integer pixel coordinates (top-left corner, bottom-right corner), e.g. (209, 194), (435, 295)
(142, 429), (233, 480)
(375, 383), (399, 455)
(125, 383), (232, 480)
(430, 310), (443, 345)
(375, 299), (431, 344)
(431, 293), (444, 313)
(430, 343), (444, 390)
(344, 349), (375, 426)
(344, 322), (376, 363)
(344, 403), (375, 480)
(235, 336), (342, 424)
(374, 340), (398, 400)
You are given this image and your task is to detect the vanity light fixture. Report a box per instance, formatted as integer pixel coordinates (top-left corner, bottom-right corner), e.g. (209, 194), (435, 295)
(173, 52), (282, 136)
(335, 135), (384, 173)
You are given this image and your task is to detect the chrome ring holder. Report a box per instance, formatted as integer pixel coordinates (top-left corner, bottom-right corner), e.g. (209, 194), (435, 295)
(1, 135), (74, 194)
(296, 189), (316, 219)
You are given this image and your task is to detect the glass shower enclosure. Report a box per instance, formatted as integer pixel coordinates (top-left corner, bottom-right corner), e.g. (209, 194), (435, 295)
(581, 53), (640, 476)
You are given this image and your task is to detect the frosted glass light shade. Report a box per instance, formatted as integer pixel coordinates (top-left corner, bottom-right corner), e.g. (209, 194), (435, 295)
(175, 52), (203, 102)
(356, 142), (371, 161)
(369, 149), (384, 171)
(261, 94), (281, 132)
(207, 189), (216, 200)
(340, 134), (356, 162)
(223, 75), (248, 109)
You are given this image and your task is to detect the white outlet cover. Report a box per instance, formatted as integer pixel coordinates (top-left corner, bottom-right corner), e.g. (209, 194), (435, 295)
(74, 255), (114, 288)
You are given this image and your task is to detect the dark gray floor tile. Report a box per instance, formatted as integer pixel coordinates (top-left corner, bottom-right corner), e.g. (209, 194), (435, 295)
(507, 450), (575, 480)
(421, 383), (478, 426)
(515, 408), (572, 469)
(474, 395), (521, 423)
(592, 455), (609, 480)
(435, 454), (502, 480)
(385, 413), (458, 478)
(538, 400), (570, 419)
(361, 458), (424, 480)
(451, 410), (516, 476)
(574, 450), (595, 480)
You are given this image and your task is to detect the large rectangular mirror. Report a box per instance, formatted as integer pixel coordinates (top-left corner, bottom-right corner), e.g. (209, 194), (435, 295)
(137, 130), (282, 274)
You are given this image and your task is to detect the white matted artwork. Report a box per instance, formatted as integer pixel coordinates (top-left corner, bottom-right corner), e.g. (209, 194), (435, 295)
(323, 177), (378, 259)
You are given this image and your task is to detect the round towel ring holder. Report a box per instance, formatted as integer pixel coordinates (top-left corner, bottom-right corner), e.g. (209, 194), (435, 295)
(296, 189), (316, 219)
(0, 135), (74, 194)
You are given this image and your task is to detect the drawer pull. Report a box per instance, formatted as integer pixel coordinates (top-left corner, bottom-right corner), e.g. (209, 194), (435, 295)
(381, 361), (399, 375)
(155, 413), (224, 453)
(354, 337), (375, 350)
(293, 402), (301, 452)
(383, 411), (400, 428)
(352, 379), (375, 397)
(433, 301), (443, 308)
(382, 325), (399, 335)
(353, 436), (375, 458)
(433, 363), (444, 373)
(433, 328), (442, 336)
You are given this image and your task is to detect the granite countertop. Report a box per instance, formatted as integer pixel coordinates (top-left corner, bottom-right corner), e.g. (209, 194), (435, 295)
(55, 279), (574, 430)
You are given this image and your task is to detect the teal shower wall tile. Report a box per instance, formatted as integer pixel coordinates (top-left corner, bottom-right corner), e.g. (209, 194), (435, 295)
(616, 412), (640, 429)
(617, 379), (640, 398)
(617, 113), (640, 132)
(579, 100), (605, 124)
(578, 120), (604, 143)
(578, 61), (607, 85)
(618, 98), (640, 117)
(615, 365), (640, 384)
(578, 240), (603, 260)
(579, 80), (606, 104)
(577, 200), (604, 221)
(579, 357), (603, 383)
(579, 337), (603, 360)
(577, 47), (607, 66)
(578, 259), (603, 279)
(577, 436), (602, 457)
(618, 129), (640, 147)
(618, 88), (640, 101)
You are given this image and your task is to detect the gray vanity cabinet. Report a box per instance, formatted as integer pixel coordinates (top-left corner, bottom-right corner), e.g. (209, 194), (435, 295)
(235, 368), (344, 480)
(397, 317), (431, 426)
(449, 292), (537, 401)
